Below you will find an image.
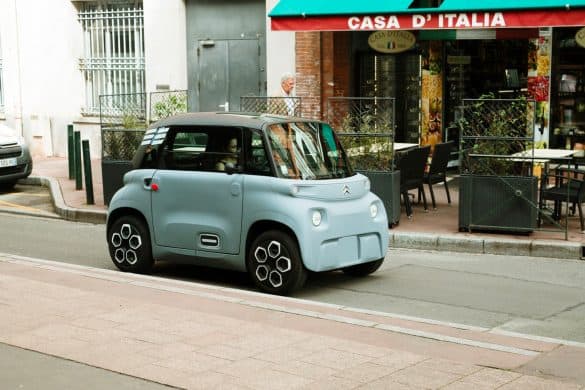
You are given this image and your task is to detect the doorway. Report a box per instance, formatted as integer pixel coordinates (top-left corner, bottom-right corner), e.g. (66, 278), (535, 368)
(358, 53), (422, 143)
(196, 38), (261, 112)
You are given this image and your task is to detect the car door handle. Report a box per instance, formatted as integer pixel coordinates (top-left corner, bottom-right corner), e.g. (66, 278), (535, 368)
(144, 178), (152, 187)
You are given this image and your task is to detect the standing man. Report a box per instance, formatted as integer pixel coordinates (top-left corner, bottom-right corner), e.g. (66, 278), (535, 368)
(279, 72), (296, 116)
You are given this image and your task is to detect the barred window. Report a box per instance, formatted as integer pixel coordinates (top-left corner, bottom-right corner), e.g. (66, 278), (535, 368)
(79, 1), (145, 114)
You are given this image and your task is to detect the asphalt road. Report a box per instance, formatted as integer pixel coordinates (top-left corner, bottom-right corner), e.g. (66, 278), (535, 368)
(1, 212), (584, 344)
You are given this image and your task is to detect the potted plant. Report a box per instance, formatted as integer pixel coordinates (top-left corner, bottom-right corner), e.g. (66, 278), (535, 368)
(336, 110), (401, 227)
(101, 114), (146, 205)
(458, 95), (538, 233)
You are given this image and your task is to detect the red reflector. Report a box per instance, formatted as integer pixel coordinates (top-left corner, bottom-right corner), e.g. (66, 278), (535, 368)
(151, 183), (159, 192)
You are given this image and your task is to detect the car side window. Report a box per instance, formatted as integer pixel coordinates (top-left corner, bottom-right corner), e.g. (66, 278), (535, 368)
(163, 127), (243, 172)
(164, 129), (210, 171)
(244, 129), (271, 175)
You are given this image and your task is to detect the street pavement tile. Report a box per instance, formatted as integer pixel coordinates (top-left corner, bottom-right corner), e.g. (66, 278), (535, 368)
(70, 316), (123, 331)
(124, 362), (200, 389)
(140, 342), (198, 359)
(223, 332), (298, 353)
(231, 367), (313, 390)
(214, 357), (274, 377)
(300, 348), (373, 370)
(355, 375), (424, 390)
(154, 350), (232, 374)
(370, 350), (429, 370)
(441, 380), (503, 390)
(83, 351), (161, 373)
(499, 375), (582, 390)
(30, 337), (92, 360)
(1, 332), (51, 351)
(333, 361), (402, 383)
(161, 319), (218, 338)
(415, 357), (482, 376)
(461, 367), (522, 387)
(299, 376), (362, 390)
(386, 363), (463, 388)
(332, 340), (393, 358)
(183, 330), (241, 348)
(125, 328), (186, 345)
(252, 343), (323, 364)
(182, 371), (247, 390)
(269, 359), (338, 380)
(197, 343), (256, 361)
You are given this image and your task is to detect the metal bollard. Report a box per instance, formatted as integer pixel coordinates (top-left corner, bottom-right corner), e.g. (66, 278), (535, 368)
(68, 124), (74, 179)
(82, 140), (94, 205)
(74, 131), (82, 190)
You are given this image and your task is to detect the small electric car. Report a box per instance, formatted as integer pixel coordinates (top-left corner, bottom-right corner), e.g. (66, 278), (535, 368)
(0, 123), (33, 189)
(107, 112), (389, 294)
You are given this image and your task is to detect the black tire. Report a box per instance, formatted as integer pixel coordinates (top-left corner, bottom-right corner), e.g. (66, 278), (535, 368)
(342, 259), (384, 277)
(107, 215), (154, 274)
(247, 230), (307, 295)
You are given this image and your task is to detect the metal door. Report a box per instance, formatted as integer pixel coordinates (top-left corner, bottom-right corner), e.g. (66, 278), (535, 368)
(197, 39), (260, 112)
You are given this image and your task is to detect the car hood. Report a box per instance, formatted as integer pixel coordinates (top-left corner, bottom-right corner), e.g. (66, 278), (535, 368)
(0, 124), (19, 146)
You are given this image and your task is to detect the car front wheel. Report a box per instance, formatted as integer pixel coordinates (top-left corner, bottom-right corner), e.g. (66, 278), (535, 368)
(247, 230), (307, 295)
(107, 215), (154, 274)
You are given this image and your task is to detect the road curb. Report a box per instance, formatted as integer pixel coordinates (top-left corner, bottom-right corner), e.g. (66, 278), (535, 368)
(16, 177), (584, 260)
(20, 176), (107, 224)
(392, 232), (584, 260)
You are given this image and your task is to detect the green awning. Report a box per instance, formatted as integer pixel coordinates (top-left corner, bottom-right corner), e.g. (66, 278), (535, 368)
(269, 0), (585, 17)
(269, 0), (585, 31)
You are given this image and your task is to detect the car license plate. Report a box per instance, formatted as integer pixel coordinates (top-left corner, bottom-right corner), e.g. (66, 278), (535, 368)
(0, 157), (17, 168)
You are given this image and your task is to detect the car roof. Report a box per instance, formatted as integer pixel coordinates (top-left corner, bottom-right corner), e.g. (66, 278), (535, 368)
(150, 112), (321, 130)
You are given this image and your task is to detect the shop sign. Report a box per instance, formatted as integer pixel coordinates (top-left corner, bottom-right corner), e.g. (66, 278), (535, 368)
(272, 9), (585, 32)
(576, 27), (585, 49)
(368, 31), (415, 53)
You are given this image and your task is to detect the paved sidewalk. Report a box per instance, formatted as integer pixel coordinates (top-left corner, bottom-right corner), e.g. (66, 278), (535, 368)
(1, 254), (584, 389)
(26, 157), (585, 260)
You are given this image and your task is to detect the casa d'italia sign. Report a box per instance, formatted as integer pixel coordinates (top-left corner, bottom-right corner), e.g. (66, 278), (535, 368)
(271, 9), (585, 31)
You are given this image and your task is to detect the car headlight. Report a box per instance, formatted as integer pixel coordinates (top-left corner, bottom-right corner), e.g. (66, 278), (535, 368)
(369, 203), (378, 218)
(364, 178), (371, 191)
(311, 210), (322, 226)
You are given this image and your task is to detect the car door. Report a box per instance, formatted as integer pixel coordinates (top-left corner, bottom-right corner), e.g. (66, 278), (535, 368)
(151, 126), (244, 255)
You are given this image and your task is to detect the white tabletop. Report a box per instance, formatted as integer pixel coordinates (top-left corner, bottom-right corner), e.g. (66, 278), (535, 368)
(394, 143), (419, 151)
(510, 148), (579, 162)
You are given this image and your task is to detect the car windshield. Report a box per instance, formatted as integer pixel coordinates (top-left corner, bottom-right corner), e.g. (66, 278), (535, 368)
(266, 122), (353, 180)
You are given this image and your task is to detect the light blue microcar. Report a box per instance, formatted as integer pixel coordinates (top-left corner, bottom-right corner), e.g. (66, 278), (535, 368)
(107, 112), (389, 295)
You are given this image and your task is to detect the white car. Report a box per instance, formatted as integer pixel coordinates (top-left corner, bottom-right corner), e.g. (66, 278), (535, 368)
(0, 123), (33, 189)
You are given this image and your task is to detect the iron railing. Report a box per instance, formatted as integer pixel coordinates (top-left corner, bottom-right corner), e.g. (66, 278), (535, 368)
(149, 90), (188, 123)
(326, 97), (396, 172)
(240, 96), (302, 116)
(99, 92), (147, 161)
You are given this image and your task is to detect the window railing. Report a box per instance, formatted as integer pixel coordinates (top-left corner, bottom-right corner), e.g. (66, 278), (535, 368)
(79, 3), (145, 115)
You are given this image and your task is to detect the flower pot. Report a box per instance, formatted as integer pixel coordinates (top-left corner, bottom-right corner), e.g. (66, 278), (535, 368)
(459, 174), (538, 233)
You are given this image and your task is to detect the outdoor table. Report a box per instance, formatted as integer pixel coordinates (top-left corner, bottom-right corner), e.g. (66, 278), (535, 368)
(394, 142), (419, 151)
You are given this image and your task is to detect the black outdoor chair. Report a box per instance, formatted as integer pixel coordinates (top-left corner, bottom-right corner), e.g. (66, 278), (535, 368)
(423, 141), (454, 209)
(396, 145), (430, 218)
(538, 168), (585, 231)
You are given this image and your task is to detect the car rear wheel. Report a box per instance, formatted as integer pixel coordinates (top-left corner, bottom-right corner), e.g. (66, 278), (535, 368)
(247, 230), (307, 295)
(107, 215), (154, 274)
(342, 259), (384, 277)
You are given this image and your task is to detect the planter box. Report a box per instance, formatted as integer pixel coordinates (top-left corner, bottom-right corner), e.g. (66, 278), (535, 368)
(459, 174), (538, 233)
(102, 160), (133, 205)
(358, 170), (401, 227)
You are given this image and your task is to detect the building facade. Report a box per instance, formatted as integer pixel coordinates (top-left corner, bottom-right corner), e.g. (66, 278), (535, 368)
(0, 0), (294, 158)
